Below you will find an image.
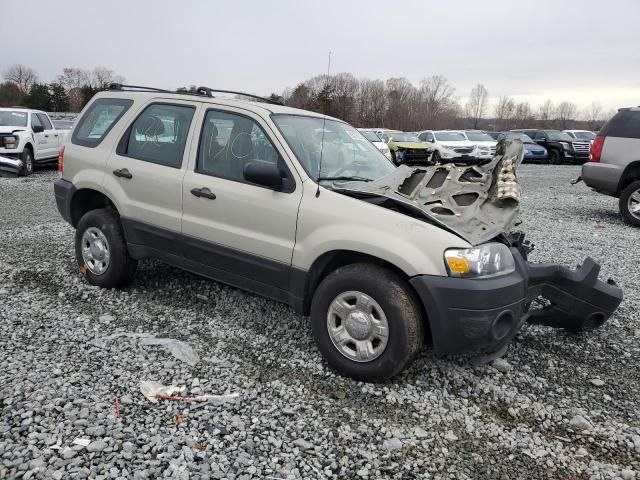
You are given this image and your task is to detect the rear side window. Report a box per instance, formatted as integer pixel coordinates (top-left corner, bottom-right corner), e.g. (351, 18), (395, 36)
(600, 110), (640, 139)
(72, 98), (133, 147)
(120, 103), (195, 168)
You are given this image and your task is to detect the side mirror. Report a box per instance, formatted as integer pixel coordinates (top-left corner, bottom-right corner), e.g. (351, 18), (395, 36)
(33, 125), (45, 133)
(243, 162), (283, 190)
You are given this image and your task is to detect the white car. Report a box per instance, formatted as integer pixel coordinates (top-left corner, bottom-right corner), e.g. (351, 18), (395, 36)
(463, 130), (497, 160)
(417, 130), (480, 163)
(357, 129), (392, 159)
(563, 130), (597, 145)
(0, 108), (71, 176)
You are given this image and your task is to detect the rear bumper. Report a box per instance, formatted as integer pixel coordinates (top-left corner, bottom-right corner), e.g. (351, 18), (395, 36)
(0, 155), (22, 175)
(582, 162), (622, 195)
(409, 249), (623, 361)
(54, 178), (76, 225)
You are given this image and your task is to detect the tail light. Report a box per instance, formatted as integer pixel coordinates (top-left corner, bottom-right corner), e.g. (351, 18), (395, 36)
(590, 135), (605, 162)
(58, 146), (65, 175)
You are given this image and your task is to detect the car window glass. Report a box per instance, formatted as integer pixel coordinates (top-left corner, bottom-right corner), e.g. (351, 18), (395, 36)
(124, 103), (195, 168)
(37, 113), (53, 130)
(31, 114), (43, 129)
(197, 110), (280, 182)
(600, 111), (640, 139)
(426, 132), (434, 142)
(72, 98), (133, 147)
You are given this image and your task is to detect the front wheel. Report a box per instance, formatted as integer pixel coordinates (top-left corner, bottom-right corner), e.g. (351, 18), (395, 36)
(310, 263), (424, 382)
(432, 150), (441, 164)
(620, 180), (640, 227)
(20, 149), (34, 176)
(75, 208), (137, 288)
(548, 149), (562, 165)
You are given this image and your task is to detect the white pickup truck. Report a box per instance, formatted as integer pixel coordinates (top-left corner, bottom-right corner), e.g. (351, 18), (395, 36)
(0, 108), (71, 176)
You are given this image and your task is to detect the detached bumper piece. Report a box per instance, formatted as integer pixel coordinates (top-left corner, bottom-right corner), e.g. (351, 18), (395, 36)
(409, 249), (623, 363)
(0, 155), (22, 175)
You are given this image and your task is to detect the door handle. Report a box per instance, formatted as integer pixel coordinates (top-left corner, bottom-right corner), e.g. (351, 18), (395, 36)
(113, 168), (133, 179)
(44, 135), (49, 138)
(54, 134), (59, 137)
(190, 187), (216, 200)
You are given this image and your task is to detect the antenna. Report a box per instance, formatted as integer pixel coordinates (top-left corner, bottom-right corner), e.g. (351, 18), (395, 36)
(316, 51), (332, 198)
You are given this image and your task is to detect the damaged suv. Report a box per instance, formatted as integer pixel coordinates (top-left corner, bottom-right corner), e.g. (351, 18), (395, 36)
(54, 85), (623, 382)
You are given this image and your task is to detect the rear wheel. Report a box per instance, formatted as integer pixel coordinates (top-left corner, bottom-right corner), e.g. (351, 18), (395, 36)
(310, 263), (424, 382)
(548, 149), (562, 165)
(20, 149), (34, 176)
(620, 180), (640, 227)
(75, 208), (137, 288)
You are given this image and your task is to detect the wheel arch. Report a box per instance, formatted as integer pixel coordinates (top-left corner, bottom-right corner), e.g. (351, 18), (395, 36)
(70, 188), (119, 227)
(617, 160), (640, 193)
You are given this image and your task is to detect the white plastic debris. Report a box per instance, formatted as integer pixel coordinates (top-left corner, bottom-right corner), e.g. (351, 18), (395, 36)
(139, 337), (200, 366)
(73, 438), (91, 447)
(139, 381), (186, 403)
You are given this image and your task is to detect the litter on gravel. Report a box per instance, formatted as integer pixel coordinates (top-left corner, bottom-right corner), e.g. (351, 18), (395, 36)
(139, 380), (239, 405)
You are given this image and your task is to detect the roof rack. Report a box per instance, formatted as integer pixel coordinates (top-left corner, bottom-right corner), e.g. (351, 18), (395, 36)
(108, 83), (283, 106)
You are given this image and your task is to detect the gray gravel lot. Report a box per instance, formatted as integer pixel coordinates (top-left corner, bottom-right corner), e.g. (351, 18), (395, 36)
(0, 166), (638, 480)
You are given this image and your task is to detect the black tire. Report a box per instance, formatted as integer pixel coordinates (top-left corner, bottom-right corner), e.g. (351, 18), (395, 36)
(619, 180), (640, 228)
(390, 150), (398, 165)
(432, 150), (441, 164)
(20, 149), (34, 176)
(548, 149), (562, 165)
(310, 263), (424, 382)
(75, 208), (137, 288)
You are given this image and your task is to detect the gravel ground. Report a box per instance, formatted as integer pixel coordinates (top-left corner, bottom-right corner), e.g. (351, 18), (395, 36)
(0, 166), (638, 480)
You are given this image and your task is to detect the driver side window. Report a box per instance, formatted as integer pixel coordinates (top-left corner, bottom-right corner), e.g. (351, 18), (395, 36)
(31, 114), (43, 130)
(197, 109), (280, 182)
(426, 132), (434, 142)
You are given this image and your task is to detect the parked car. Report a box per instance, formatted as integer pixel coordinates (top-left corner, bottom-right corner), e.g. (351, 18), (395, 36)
(52, 119), (75, 130)
(386, 132), (432, 165)
(0, 108), (70, 176)
(564, 129), (597, 143)
(582, 106), (640, 227)
(54, 85), (622, 381)
(511, 129), (590, 164)
(494, 132), (548, 163)
(463, 130), (497, 160)
(378, 130), (402, 143)
(357, 129), (392, 159)
(417, 130), (479, 163)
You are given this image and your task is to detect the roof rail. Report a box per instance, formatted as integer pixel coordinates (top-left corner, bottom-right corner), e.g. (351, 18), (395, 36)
(108, 83), (283, 106)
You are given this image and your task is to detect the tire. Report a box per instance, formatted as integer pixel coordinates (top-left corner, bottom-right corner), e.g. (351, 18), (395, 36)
(390, 150), (398, 165)
(432, 150), (441, 164)
(20, 149), (34, 176)
(310, 263), (424, 382)
(75, 208), (137, 288)
(619, 180), (640, 228)
(548, 149), (562, 165)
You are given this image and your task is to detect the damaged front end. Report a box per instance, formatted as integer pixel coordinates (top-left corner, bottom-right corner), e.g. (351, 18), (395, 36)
(334, 139), (624, 361)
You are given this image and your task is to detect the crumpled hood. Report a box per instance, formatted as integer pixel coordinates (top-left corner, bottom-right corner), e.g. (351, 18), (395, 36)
(334, 139), (524, 245)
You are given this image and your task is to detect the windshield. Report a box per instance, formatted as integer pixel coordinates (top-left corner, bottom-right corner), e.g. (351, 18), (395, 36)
(0, 111), (28, 127)
(506, 132), (535, 144)
(434, 131), (466, 142)
(272, 115), (395, 183)
(360, 130), (382, 142)
(547, 131), (574, 141)
(465, 131), (495, 142)
(573, 131), (596, 140)
(390, 133), (421, 142)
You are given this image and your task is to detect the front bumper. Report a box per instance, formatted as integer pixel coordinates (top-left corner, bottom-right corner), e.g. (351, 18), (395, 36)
(524, 151), (548, 162)
(0, 155), (22, 175)
(409, 249), (623, 361)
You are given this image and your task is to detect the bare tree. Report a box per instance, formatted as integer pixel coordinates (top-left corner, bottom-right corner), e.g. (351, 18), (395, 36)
(56, 68), (90, 90)
(555, 101), (577, 129)
(465, 84), (488, 129)
(537, 99), (554, 127)
(585, 102), (603, 130)
(494, 96), (516, 130)
(385, 77), (418, 131)
(91, 67), (125, 89)
(418, 75), (456, 128)
(513, 101), (533, 126)
(4, 64), (38, 93)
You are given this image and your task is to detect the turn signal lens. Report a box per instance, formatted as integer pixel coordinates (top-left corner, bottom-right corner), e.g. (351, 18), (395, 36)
(446, 256), (470, 274)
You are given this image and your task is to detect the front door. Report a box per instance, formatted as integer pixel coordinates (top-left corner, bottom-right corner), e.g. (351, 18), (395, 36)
(103, 100), (198, 256)
(30, 114), (56, 159)
(181, 107), (302, 291)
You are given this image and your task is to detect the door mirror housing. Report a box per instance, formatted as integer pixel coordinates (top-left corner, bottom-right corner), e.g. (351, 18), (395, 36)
(32, 125), (45, 133)
(243, 162), (283, 190)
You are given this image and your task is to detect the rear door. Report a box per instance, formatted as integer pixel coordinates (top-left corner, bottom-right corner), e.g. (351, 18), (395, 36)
(103, 100), (198, 257)
(181, 106), (302, 292)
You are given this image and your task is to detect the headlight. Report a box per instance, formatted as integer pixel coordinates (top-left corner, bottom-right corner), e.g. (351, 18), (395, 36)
(444, 243), (515, 278)
(3, 135), (18, 149)
(560, 142), (572, 150)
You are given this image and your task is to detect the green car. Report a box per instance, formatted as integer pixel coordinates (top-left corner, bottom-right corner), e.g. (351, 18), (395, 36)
(384, 132), (433, 165)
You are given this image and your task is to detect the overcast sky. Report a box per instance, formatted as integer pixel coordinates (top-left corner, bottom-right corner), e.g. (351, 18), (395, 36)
(3, 0), (639, 112)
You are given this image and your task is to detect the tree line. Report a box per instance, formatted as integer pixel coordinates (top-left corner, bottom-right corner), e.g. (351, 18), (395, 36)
(0, 64), (125, 112)
(281, 73), (613, 131)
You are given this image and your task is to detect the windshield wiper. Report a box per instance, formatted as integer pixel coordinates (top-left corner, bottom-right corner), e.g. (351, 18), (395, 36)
(317, 176), (373, 183)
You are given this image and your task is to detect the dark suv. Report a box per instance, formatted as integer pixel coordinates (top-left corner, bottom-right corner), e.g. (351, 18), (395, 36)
(511, 129), (590, 164)
(582, 107), (640, 227)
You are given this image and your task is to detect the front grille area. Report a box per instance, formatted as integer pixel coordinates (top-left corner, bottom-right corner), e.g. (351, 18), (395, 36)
(490, 146), (496, 154)
(453, 147), (473, 154)
(399, 148), (430, 164)
(572, 142), (590, 153)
